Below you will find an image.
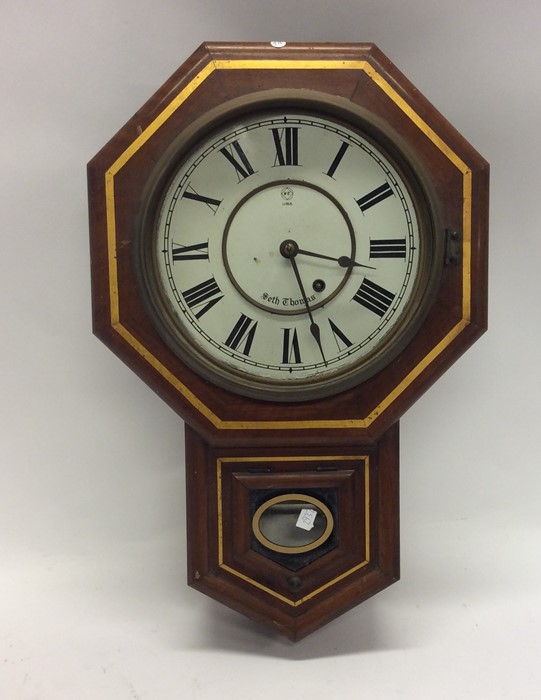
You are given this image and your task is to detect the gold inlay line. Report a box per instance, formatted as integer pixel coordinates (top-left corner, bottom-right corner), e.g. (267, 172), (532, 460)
(114, 324), (221, 418)
(213, 59), (368, 71)
(218, 455), (366, 463)
(108, 62), (215, 179)
(105, 171), (119, 325)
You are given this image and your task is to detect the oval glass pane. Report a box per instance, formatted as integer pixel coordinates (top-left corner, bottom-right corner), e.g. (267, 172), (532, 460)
(252, 494), (334, 554)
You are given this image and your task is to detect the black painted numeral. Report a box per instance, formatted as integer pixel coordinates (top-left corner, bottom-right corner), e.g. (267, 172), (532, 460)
(369, 238), (407, 259)
(352, 278), (395, 317)
(328, 318), (353, 350)
(282, 327), (302, 364)
(172, 241), (209, 261)
(182, 277), (224, 319)
(271, 127), (300, 166)
(224, 314), (258, 356)
(219, 140), (256, 181)
(356, 182), (394, 212)
(182, 185), (222, 214)
(325, 142), (350, 178)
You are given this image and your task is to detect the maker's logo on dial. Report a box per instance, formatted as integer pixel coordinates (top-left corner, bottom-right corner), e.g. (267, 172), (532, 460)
(281, 186), (294, 202)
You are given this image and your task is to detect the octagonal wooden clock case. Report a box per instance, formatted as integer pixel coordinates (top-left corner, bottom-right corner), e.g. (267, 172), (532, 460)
(88, 42), (488, 640)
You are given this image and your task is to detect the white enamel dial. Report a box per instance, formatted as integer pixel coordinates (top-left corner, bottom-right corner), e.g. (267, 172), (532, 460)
(147, 111), (433, 400)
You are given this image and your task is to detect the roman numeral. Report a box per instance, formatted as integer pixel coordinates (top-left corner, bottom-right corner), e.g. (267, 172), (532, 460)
(171, 241), (209, 261)
(282, 327), (302, 364)
(369, 238), (407, 259)
(356, 182), (394, 212)
(219, 140), (256, 181)
(182, 185), (222, 214)
(328, 318), (353, 350)
(224, 314), (258, 356)
(325, 141), (350, 178)
(271, 127), (300, 166)
(182, 277), (224, 319)
(352, 278), (395, 317)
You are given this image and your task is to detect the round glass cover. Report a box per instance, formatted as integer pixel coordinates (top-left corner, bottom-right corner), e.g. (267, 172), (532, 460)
(252, 493), (334, 554)
(136, 108), (441, 401)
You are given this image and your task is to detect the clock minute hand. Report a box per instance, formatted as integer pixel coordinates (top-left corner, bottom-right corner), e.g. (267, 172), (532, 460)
(289, 256), (327, 366)
(280, 240), (327, 366)
(296, 248), (376, 270)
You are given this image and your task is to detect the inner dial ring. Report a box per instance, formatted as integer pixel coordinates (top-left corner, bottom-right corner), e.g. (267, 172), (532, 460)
(222, 180), (356, 316)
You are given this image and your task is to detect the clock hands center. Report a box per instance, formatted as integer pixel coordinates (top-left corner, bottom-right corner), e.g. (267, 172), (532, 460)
(279, 239), (327, 366)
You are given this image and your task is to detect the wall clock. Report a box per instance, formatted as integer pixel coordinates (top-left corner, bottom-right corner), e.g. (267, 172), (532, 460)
(88, 42), (488, 640)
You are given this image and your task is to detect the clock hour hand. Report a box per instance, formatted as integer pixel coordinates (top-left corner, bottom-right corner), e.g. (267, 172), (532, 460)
(280, 240), (327, 366)
(296, 248), (376, 270)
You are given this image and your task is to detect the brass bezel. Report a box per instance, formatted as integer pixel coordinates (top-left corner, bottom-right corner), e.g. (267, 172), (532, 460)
(251, 493), (335, 555)
(134, 97), (443, 402)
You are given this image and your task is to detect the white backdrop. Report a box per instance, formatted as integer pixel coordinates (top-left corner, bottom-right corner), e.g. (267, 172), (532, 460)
(1, 1), (540, 698)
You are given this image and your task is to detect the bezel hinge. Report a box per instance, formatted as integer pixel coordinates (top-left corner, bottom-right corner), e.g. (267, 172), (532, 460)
(444, 228), (461, 266)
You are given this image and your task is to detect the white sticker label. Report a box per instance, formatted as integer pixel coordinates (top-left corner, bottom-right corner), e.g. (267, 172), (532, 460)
(296, 508), (317, 531)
